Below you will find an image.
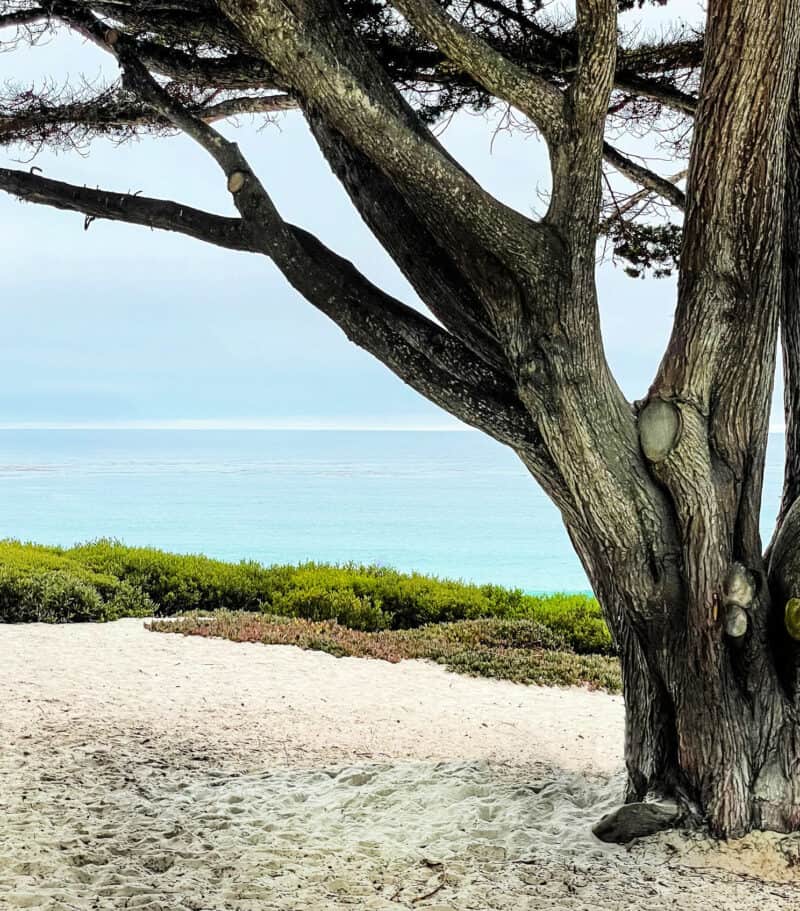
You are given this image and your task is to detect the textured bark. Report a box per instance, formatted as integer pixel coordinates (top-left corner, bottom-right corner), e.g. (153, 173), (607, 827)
(4, 0), (800, 838)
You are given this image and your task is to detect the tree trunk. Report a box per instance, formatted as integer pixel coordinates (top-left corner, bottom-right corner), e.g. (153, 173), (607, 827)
(540, 0), (800, 840)
(562, 523), (800, 839)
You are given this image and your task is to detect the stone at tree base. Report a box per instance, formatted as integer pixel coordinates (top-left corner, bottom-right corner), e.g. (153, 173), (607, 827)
(592, 799), (681, 844)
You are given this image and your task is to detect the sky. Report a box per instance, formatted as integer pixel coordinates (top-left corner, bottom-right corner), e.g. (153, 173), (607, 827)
(0, 1), (765, 432)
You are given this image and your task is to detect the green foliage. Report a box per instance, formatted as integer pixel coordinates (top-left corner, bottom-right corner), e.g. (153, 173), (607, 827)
(520, 595), (614, 654)
(0, 568), (101, 622)
(0, 539), (613, 655)
(269, 586), (392, 630)
(0, 540), (155, 622)
(0, 565), (153, 623)
(608, 221), (682, 279)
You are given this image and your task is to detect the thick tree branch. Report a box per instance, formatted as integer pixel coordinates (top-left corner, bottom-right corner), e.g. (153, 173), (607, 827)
(212, 0), (557, 285)
(546, 0), (616, 234)
(572, 0), (617, 128)
(778, 78), (800, 527)
(391, 0), (565, 140)
(306, 115), (511, 373)
(11, 11), (549, 458)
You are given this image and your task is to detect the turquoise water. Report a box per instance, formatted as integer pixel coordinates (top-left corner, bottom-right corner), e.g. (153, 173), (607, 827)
(0, 430), (787, 592)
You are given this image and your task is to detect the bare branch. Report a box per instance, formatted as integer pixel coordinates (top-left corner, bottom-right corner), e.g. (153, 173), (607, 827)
(0, 166), (253, 250)
(0, 6), (46, 29)
(48, 3), (290, 246)
(613, 71), (697, 115)
(602, 142), (686, 210)
(0, 82), (295, 151)
(134, 41), (282, 91)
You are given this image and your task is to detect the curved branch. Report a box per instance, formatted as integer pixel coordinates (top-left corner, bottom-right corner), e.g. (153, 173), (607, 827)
(307, 115), (508, 372)
(0, 4), (546, 455)
(212, 0), (555, 280)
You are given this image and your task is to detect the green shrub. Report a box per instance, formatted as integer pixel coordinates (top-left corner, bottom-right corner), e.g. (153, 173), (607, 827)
(105, 581), (157, 620)
(0, 539), (613, 654)
(0, 542), (155, 623)
(62, 540), (265, 614)
(269, 586), (391, 630)
(521, 594), (614, 654)
(0, 568), (106, 622)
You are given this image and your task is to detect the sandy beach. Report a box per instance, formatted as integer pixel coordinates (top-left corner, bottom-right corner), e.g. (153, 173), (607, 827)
(1, 619), (799, 909)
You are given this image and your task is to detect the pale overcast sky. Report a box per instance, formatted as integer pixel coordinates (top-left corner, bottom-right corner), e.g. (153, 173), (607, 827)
(2, 1), (761, 431)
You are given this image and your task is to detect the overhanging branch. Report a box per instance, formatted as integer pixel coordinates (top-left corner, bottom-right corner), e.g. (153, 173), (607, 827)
(0, 163), (543, 452)
(213, 0), (556, 283)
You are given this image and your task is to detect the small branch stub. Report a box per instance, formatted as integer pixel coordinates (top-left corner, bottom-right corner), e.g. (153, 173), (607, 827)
(638, 398), (682, 463)
(786, 598), (800, 641)
(227, 171), (247, 194)
(105, 28), (120, 46)
(723, 563), (756, 608)
(721, 563), (754, 640)
(725, 604), (748, 639)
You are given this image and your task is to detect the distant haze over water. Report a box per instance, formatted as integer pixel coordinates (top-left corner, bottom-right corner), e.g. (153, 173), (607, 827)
(0, 429), (787, 593)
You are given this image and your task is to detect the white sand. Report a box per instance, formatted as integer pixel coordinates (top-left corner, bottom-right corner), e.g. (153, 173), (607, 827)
(1, 619), (799, 910)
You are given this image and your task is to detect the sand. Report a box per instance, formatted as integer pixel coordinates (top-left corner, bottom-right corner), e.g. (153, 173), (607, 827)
(1, 619), (799, 910)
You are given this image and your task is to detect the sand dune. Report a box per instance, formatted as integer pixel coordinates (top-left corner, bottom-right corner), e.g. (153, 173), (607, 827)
(1, 619), (799, 909)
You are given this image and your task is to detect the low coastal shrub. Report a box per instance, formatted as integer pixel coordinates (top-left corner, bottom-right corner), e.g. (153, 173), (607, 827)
(146, 612), (622, 692)
(0, 539), (613, 654)
(0, 563), (153, 622)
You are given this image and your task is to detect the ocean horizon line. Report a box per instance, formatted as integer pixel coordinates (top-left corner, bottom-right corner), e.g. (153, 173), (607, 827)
(0, 420), (789, 433)
(0, 420), (472, 432)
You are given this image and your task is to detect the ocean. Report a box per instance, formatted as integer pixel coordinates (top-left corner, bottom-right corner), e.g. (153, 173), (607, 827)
(0, 429), (788, 592)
